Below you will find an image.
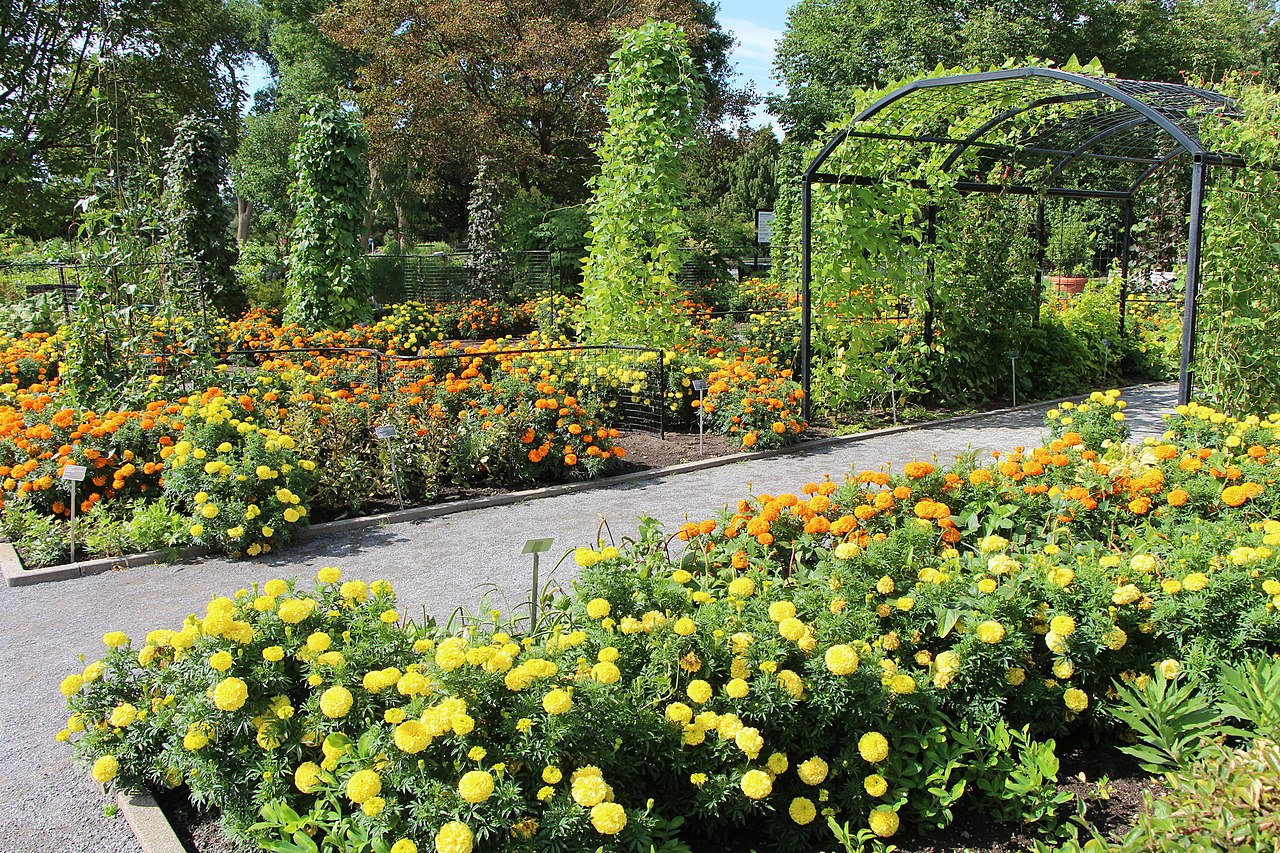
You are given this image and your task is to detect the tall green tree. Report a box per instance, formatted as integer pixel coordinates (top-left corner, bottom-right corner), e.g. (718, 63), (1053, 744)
(0, 0), (254, 235)
(284, 99), (370, 329)
(162, 115), (242, 316)
(579, 21), (702, 347)
(770, 0), (1280, 140)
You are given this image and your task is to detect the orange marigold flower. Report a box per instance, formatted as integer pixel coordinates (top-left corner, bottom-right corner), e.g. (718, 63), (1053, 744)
(1166, 489), (1189, 507)
(1222, 485), (1249, 507)
(903, 461), (934, 479)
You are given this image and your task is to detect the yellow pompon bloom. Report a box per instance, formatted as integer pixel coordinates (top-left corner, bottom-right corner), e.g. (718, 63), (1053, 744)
(435, 637), (468, 670)
(797, 756), (829, 785)
(316, 566), (342, 583)
(346, 769), (381, 804)
(209, 650), (233, 672)
(768, 600), (797, 622)
(864, 773), (889, 797)
(728, 576), (756, 598)
(1183, 572), (1209, 592)
(394, 720), (431, 754)
(824, 644), (859, 675)
(590, 802), (627, 835)
(435, 821), (474, 853)
(91, 755), (119, 784)
(869, 808), (900, 838)
(277, 597), (315, 624)
(458, 770), (495, 803)
(735, 727), (764, 759)
(673, 617), (696, 636)
(976, 620), (1005, 644)
(102, 631), (129, 648)
(319, 685), (353, 718)
(1113, 584), (1142, 605)
(60, 674), (85, 697)
(262, 645), (285, 662)
(1158, 658), (1182, 679)
(740, 769), (773, 800)
(571, 771), (610, 807)
(789, 796), (817, 825)
(889, 674), (916, 694)
(294, 761), (322, 793)
(665, 702), (693, 725)
(1064, 688), (1089, 713)
(725, 678), (749, 698)
(686, 679), (713, 704)
(767, 752), (789, 774)
(1049, 615), (1076, 636)
(109, 703), (137, 727)
(212, 677), (248, 711)
(542, 688), (572, 715)
(389, 841), (417, 853)
(1103, 627), (1128, 650)
(586, 598), (611, 619)
(858, 731), (890, 763)
(542, 766), (563, 784)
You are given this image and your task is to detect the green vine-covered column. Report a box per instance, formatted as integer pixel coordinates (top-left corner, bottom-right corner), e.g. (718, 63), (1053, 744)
(1198, 73), (1280, 414)
(162, 115), (242, 317)
(579, 21), (702, 349)
(284, 99), (372, 330)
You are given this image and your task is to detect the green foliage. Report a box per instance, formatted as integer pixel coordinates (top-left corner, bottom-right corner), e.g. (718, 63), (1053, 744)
(1217, 655), (1280, 741)
(236, 241), (289, 311)
(1196, 73), (1280, 415)
(465, 155), (505, 300)
(162, 115), (242, 317)
(1108, 671), (1220, 773)
(1045, 208), (1096, 276)
(579, 21), (702, 349)
(284, 99), (371, 330)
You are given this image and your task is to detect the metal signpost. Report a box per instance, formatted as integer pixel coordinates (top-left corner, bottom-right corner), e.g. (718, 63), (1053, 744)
(62, 464), (87, 563)
(692, 379), (708, 453)
(374, 424), (404, 508)
(521, 538), (555, 628)
(1007, 351), (1020, 407)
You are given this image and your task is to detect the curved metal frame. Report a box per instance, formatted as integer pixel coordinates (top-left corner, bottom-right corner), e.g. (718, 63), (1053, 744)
(799, 67), (1249, 419)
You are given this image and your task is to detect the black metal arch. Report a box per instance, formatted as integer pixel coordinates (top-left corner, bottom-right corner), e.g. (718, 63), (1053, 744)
(799, 67), (1253, 419)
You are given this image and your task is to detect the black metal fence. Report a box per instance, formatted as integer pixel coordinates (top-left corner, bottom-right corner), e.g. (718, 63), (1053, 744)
(212, 344), (667, 436)
(369, 250), (557, 306)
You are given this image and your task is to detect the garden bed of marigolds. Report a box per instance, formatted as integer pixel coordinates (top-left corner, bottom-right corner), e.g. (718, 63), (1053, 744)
(55, 393), (1280, 852)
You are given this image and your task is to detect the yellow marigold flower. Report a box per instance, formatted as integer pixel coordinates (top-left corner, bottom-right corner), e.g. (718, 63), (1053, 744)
(394, 720), (431, 754)
(261, 645), (285, 662)
(864, 773), (888, 797)
(591, 661), (621, 685)
(1049, 615), (1076, 636)
(797, 756), (829, 786)
(586, 598), (611, 619)
(1112, 584), (1142, 605)
(975, 621), (1005, 644)
(726, 677), (749, 698)
(824, 644), (859, 675)
(344, 769), (381, 804)
(869, 808), (900, 838)
(293, 761), (321, 793)
(319, 685), (353, 719)
(109, 703), (137, 727)
(778, 617), (806, 641)
(740, 769), (773, 800)
(1183, 572), (1209, 592)
(435, 821), (474, 853)
(1064, 688), (1089, 713)
(858, 731), (890, 763)
(672, 569), (693, 584)
(686, 679), (713, 704)
(598, 646), (620, 663)
(895, 596), (915, 611)
(789, 796), (817, 825)
(1007, 667), (1027, 686)
(690, 772), (708, 786)
(277, 597), (315, 624)
(536, 785), (555, 801)
(767, 752), (789, 774)
(542, 688), (572, 715)
(571, 772), (610, 807)
(977, 577), (998, 594)
(889, 674), (916, 694)
(875, 575), (895, 595)
(673, 617), (696, 636)
(60, 674), (85, 697)
(209, 650), (233, 672)
(728, 576), (756, 598)
(735, 726), (764, 759)
(1053, 659), (1075, 679)
(264, 578), (288, 597)
(590, 802), (628, 835)
(1157, 658), (1182, 679)
(768, 600), (797, 622)
(102, 631), (128, 648)
(361, 796), (386, 817)
(213, 677), (248, 711)
(91, 755), (119, 784)
(435, 637), (468, 671)
(389, 840), (417, 853)
(542, 766), (563, 784)
(665, 702), (693, 725)
(458, 769), (494, 803)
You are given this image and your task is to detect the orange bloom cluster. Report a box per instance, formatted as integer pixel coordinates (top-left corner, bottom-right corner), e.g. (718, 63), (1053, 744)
(695, 357), (805, 450)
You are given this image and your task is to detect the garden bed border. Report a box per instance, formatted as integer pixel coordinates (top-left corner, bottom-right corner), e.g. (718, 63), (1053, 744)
(1, 383), (1167, 589)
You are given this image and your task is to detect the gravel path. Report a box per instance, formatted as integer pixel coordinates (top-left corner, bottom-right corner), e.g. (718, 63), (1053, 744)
(0, 383), (1177, 853)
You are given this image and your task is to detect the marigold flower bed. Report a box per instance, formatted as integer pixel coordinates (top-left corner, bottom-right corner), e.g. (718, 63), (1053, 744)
(57, 393), (1280, 851)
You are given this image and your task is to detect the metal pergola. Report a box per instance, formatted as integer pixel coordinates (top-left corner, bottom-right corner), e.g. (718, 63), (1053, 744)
(799, 67), (1254, 417)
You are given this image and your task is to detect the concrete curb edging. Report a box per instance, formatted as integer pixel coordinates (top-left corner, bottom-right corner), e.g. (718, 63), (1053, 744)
(115, 787), (186, 853)
(4, 383), (1167, 587)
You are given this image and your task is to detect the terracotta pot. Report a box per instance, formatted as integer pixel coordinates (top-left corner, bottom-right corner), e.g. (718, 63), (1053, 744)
(1049, 275), (1087, 296)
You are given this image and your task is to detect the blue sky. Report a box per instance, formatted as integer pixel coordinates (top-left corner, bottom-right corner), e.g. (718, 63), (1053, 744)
(239, 2), (790, 124)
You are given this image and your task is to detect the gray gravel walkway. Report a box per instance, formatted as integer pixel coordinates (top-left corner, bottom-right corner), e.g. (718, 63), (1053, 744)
(0, 383), (1177, 853)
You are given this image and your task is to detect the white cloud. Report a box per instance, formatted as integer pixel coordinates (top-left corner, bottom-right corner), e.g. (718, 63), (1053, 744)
(723, 17), (782, 94)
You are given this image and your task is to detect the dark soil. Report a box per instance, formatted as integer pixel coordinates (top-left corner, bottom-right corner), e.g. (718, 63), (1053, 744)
(159, 741), (1162, 853)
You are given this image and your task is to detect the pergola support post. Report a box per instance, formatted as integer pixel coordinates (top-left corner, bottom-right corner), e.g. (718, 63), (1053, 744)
(1178, 158), (1209, 406)
(1120, 200), (1133, 337)
(800, 177), (813, 422)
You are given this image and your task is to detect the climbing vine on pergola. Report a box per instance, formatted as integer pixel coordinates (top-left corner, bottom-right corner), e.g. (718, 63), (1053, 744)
(798, 63), (1280, 417)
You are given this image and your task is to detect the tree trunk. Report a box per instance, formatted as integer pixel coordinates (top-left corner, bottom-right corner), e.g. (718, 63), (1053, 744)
(236, 197), (252, 243)
(394, 200), (408, 251)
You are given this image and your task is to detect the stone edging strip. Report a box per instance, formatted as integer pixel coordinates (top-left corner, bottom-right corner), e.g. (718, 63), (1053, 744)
(116, 787), (186, 853)
(2, 383), (1166, 588)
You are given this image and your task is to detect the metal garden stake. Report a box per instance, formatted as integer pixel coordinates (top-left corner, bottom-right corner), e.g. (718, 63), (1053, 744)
(693, 379), (708, 453)
(883, 366), (898, 425)
(374, 424), (403, 508)
(1102, 337), (1111, 380)
(1007, 351), (1020, 407)
(62, 464), (87, 563)
(522, 538), (554, 628)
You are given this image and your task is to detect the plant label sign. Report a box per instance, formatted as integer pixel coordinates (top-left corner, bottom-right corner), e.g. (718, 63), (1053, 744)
(374, 425), (397, 440)
(692, 379), (708, 392)
(62, 465), (87, 482)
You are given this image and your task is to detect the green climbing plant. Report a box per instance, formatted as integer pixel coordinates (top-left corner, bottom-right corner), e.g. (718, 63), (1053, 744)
(162, 115), (242, 317)
(284, 98), (371, 330)
(579, 21), (702, 349)
(1197, 72), (1280, 414)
